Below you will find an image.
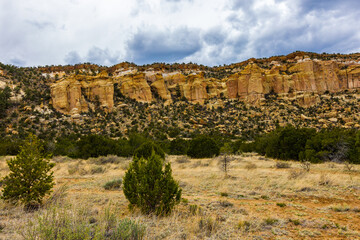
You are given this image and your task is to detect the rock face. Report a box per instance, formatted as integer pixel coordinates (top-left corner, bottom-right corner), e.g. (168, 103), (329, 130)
(51, 72), (114, 114)
(50, 58), (360, 115)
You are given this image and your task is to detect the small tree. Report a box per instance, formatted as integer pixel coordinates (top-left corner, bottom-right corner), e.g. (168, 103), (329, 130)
(1, 134), (55, 210)
(220, 143), (233, 176)
(123, 151), (181, 216)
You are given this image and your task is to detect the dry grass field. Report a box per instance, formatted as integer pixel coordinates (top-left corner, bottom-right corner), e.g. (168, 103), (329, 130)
(0, 153), (359, 239)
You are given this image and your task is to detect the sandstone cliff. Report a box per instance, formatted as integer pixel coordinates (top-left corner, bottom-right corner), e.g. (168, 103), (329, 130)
(49, 56), (360, 115)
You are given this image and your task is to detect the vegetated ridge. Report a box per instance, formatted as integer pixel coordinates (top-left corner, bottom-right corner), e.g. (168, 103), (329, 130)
(0, 51), (360, 139)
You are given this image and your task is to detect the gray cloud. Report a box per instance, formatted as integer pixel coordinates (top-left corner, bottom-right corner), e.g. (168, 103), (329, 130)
(64, 51), (82, 65)
(86, 47), (120, 66)
(26, 20), (55, 30)
(299, 0), (360, 13)
(204, 27), (227, 45)
(64, 47), (121, 66)
(127, 27), (202, 64)
(9, 58), (26, 66)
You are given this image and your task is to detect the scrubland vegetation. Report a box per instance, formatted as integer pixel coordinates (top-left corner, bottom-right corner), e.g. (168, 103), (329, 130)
(0, 152), (359, 239)
(1, 54), (360, 239)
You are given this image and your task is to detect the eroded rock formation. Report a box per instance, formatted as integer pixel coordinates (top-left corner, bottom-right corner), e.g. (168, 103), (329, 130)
(50, 58), (360, 115)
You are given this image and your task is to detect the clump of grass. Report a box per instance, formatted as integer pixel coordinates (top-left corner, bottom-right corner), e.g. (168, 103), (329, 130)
(289, 219), (301, 226)
(52, 156), (72, 163)
(244, 162), (257, 170)
(260, 195), (269, 200)
(181, 198), (189, 205)
(44, 184), (69, 207)
(275, 161), (291, 169)
(91, 155), (123, 165)
(319, 174), (332, 186)
(91, 166), (106, 174)
(23, 205), (146, 240)
(68, 161), (88, 175)
(276, 203), (286, 207)
(331, 205), (350, 212)
(219, 200), (233, 208)
(237, 220), (251, 231)
(288, 169), (305, 180)
(176, 156), (190, 164)
(220, 192), (228, 197)
(352, 208), (360, 213)
(103, 179), (122, 190)
(189, 204), (201, 215)
(198, 216), (218, 237)
(263, 218), (278, 226)
(300, 161), (311, 172)
(68, 162), (80, 175)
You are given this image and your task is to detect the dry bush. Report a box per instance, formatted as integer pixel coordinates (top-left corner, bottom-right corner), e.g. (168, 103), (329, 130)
(103, 179), (122, 190)
(175, 156), (190, 164)
(90, 166), (106, 174)
(189, 204), (202, 216)
(67, 161), (88, 175)
(275, 161), (291, 169)
(288, 169), (306, 180)
(44, 184), (69, 207)
(244, 162), (257, 170)
(192, 160), (202, 168)
(343, 161), (355, 172)
(90, 155), (125, 165)
(197, 216), (219, 237)
(300, 161), (311, 172)
(330, 204), (351, 212)
(52, 156), (72, 163)
(319, 174), (332, 186)
(237, 220), (251, 231)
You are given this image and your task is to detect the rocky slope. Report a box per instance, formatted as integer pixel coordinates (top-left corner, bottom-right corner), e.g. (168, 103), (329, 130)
(48, 53), (360, 115)
(1, 51), (360, 139)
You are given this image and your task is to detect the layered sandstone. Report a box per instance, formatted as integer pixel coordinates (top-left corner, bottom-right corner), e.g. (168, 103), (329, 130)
(50, 58), (360, 115)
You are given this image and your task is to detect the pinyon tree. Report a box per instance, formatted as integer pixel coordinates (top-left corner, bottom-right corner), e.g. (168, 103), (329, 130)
(123, 151), (181, 216)
(1, 134), (55, 210)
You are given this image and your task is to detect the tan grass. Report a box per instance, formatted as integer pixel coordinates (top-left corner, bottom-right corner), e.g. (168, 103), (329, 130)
(0, 154), (359, 239)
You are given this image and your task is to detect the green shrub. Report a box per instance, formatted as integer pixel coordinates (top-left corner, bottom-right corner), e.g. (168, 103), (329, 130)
(123, 152), (181, 216)
(104, 179), (122, 190)
(169, 138), (189, 155)
(75, 135), (120, 159)
(133, 141), (165, 160)
(187, 136), (220, 158)
(1, 134), (55, 210)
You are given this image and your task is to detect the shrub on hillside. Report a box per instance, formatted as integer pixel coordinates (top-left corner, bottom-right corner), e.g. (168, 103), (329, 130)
(187, 136), (220, 158)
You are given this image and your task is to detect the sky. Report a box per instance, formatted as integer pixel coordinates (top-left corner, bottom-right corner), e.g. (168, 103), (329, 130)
(0, 0), (360, 67)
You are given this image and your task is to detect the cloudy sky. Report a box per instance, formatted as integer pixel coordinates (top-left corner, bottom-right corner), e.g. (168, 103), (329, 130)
(1, 0), (360, 67)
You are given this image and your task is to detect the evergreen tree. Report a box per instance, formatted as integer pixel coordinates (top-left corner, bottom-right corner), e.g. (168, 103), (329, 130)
(123, 151), (181, 216)
(187, 136), (220, 158)
(1, 134), (55, 209)
(133, 141), (165, 160)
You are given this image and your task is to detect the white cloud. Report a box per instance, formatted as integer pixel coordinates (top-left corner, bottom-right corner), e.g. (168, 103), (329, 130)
(0, 0), (359, 67)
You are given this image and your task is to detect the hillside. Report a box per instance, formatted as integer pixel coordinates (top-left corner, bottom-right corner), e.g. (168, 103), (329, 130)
(0, 51), (360, 140)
